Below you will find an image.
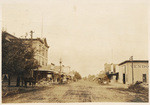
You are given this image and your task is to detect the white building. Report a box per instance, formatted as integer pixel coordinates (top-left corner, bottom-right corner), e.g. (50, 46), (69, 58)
(104, 63), (117, 74)
(116, 60), (149, 84)
(22, 38), (49, 67)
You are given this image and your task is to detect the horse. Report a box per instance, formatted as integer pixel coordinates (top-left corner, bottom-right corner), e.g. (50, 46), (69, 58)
(23, 77), (36, 88)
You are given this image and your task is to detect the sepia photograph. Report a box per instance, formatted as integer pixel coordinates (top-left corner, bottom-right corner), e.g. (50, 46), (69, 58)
(1, 0), (149, 103)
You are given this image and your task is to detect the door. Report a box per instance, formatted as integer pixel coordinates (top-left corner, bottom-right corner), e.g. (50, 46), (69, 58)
(143, 74), (146, 82)
(123, 74), (125, 84)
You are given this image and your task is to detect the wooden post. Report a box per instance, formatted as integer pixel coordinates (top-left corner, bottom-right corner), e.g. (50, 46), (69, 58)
(8, 75), (11, 86)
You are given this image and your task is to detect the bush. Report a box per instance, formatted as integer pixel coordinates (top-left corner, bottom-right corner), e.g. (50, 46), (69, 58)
(128, 82), (146, 93)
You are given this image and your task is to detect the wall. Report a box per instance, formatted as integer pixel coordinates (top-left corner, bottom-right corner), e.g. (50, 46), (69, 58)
(104, 63), (111, 73)
(32, 40), (48, 67)
(117, 64), (128, 84)
(127, 62), (148, 84)
(117, 62), (148, 84)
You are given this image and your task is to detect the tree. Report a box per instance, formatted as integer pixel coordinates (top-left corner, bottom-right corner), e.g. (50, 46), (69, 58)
(87, 74), (95, 81)
(73, 71), (82, 81)
(2, 32), (40, 86)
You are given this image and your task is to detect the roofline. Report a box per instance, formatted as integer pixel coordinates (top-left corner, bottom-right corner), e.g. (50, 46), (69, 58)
(2, 31), (18, 39)
(119, 60), (149, 66)
(2, 31), (49, 48)
(20, 38), (49, 48)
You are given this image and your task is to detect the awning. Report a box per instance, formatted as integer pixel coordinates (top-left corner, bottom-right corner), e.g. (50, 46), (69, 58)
(33, 65), (54, 72)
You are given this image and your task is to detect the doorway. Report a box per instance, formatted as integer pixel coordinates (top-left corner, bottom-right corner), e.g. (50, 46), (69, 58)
(143, 74), (146, 82)
(123, 74), (125, 84)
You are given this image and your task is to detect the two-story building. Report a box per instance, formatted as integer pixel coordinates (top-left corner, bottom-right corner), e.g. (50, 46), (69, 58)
(104, 63), (119, 82)
(104, 63), (117, 74)
(21, 38), (49, 67)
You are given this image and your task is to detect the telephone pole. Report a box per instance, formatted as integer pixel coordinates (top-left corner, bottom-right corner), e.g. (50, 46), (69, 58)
(60, 58), (62, 73)
(130, 56), (134, 84)
(41, 14), (43, 38)
(59, 58), (62, 84)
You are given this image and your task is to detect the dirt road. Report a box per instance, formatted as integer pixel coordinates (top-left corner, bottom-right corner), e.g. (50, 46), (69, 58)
(2, 80), (148, 103)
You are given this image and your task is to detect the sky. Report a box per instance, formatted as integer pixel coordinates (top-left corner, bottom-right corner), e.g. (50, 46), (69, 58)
(1, 0), (149, 77)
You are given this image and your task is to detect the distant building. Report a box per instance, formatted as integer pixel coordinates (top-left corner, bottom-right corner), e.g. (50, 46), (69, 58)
(104, 63), (117, 74)
(111, 64), (117, 73)
(104, 63), (111, 73)
(116, 60), (149, 84)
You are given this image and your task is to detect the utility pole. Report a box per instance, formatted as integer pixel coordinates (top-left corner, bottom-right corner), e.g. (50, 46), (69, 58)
(59, 58), (62, 83)
(41, 14), (43, 38)
(112, 49), (113, 63)
(130, 56), (134, 84)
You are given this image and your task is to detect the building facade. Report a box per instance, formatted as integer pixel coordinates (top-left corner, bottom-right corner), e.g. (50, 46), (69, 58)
(117, 60), (149, 84)
(21, 38), (49, 67)
(104, 63), (117, 74)
(104, 63), (111, 73)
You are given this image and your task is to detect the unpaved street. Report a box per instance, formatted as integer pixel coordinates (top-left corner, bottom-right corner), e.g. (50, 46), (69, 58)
(2, 80), (148, 103)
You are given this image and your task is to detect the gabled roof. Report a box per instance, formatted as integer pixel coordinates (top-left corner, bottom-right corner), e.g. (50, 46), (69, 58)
(119, 60), (149, 66)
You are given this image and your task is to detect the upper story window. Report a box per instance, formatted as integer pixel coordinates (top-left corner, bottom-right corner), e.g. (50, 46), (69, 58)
(46, 50), (48, 58)
(39, 45), (41, 54)
(38, 57), (41, 65)
(42, 47), (44, 56)
(42, 58), (44, 65)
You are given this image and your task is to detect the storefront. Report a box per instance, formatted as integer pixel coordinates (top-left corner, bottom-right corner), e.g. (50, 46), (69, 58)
(117, 60), (149, 84)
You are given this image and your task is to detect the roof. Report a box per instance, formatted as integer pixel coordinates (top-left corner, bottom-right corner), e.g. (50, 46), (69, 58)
(34, 69), (54, 72)
(2, 31), (18, 41)
(33, 65), (52, 72)
(119, 60), (149, 66)
(20, 38), (49, 48)
(2, 31), (49, 48)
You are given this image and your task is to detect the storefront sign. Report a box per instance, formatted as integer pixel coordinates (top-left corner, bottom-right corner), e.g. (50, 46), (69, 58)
(130, 65), (149, 68)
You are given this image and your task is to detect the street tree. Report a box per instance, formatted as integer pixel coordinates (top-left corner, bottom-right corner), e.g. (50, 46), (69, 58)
(2, 32), (40, 86)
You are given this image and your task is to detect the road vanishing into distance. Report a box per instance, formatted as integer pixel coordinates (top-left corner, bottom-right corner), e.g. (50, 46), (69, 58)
(3, 80), (148, 103)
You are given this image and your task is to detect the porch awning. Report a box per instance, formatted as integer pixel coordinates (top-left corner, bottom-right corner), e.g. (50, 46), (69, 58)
(33, 65), (54, 72)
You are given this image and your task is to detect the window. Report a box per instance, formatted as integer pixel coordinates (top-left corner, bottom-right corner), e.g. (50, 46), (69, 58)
(143, 74), (146, 82)
(39, 57), (41, 65)
(39, 45), (41, 54)
(46, 50), (48, 58)
(42, 47), (44, 56)
(42, 58), (44, 65)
